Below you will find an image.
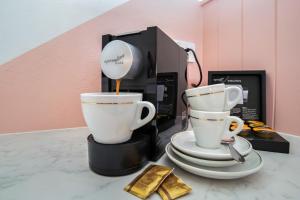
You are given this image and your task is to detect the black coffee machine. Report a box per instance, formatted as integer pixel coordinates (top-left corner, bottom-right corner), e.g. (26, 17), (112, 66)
(88, 26), (188, 176)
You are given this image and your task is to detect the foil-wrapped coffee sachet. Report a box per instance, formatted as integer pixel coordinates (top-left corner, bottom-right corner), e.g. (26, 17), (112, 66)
(247, 120), (265, 128)
(124, 164), (174, 199)
(157, 173), (192, 200)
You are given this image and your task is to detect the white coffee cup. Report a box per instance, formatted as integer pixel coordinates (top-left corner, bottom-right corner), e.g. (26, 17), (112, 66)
(190, 109), (244, 149)
(185, 83), (242, 111)
(80, 93), (156, 144)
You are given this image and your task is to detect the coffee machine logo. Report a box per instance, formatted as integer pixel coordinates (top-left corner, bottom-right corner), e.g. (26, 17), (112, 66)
(104, 54), (125, 65)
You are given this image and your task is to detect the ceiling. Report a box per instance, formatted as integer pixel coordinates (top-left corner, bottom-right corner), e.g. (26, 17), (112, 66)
(0, 0), (129, 64)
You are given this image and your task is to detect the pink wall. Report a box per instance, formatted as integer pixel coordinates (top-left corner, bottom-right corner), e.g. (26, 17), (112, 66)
(276, 0), (300, 134)
(1, 0), (299, 135)
(0, 0), (202, 133)
(202, 0), (300, 135)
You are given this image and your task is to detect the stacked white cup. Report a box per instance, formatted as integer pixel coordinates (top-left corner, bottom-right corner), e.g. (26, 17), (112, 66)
(185, 84), (244, 149)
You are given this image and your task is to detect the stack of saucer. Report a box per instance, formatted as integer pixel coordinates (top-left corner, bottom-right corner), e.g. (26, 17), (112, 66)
(165, 84), (263, 179)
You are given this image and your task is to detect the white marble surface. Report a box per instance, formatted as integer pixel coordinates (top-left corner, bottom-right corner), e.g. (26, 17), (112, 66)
(0, 128), (300, 200)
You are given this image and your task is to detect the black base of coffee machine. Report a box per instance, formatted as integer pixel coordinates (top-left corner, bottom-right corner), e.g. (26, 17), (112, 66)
(87, 131), (151, 176)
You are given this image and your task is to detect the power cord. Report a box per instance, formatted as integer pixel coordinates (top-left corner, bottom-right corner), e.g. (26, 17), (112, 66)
(181, 48), (203, 108)
(184, 48), (203, 87)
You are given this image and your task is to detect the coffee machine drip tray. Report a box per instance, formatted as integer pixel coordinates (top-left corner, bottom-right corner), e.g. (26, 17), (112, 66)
(87, 132), (151, 176)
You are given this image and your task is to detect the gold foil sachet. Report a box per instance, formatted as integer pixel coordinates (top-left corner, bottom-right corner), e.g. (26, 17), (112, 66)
(157, 173), (192, 200)
(231, 120), (277, 138)
(247, 120), (265, 128)
(124, 164), (174, 199)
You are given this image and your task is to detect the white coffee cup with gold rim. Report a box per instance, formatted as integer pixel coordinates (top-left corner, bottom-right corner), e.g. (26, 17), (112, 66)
(190, 109), (244, 149)
(185, 83), (242, 111)
(80, 93), (155, 144)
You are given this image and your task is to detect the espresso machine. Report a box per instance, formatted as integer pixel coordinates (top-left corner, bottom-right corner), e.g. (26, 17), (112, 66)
(87, 26), (189, 176)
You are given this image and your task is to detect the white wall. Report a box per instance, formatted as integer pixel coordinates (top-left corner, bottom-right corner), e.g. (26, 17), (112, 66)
(0, 0), (129, 64)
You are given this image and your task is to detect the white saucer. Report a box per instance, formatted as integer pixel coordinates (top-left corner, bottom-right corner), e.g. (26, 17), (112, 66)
(170, 145), (238, 167)
(171, 131), (252, 160)
(166, 144), (263, 179)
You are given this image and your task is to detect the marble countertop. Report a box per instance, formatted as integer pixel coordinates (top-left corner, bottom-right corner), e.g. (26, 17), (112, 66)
(0, 128), (300, 200)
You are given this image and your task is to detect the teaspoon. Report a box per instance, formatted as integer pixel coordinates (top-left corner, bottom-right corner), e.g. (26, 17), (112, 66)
(221, 137), (245, 163)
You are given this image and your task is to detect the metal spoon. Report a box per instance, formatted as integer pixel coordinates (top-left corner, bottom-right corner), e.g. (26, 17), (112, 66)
(221, 137), (245, 163)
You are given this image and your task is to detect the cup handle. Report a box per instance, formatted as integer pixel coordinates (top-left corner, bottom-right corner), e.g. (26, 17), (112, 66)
(130, 101), (156, 131)
(224, 116), (244, 138)
(224, 86), (243, 110)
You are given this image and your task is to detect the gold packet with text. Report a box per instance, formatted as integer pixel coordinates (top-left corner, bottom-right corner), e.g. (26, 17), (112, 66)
(124, 164), (173, 199)
(157, 173), (192, 200)
(247, 120), (265, 128)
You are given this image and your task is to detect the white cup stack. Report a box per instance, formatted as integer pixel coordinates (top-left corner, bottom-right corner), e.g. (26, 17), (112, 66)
(186, 83), (244, 148)
(165, 84), (263, 179)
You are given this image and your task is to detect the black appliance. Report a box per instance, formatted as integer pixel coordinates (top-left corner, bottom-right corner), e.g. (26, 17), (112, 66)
(88, 26), (189, 176)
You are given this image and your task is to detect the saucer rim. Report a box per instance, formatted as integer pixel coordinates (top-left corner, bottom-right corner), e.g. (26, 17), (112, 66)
(170, 130), (253, 160)
(170, 144), (238, 167)
(165, 144), (263, 179)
